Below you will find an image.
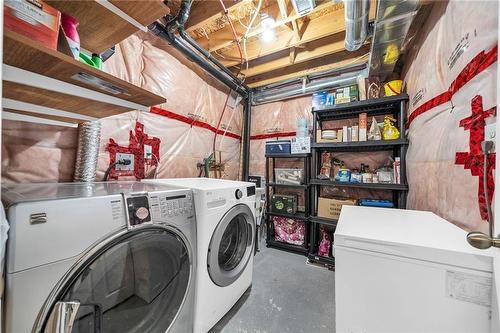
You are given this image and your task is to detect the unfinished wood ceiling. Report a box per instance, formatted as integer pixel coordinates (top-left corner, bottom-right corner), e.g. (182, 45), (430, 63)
(185, 0), (376, 88)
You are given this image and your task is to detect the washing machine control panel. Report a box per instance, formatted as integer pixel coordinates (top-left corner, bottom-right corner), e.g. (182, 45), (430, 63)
(148, 191), (194, 224)
(126, 195), (152, 227)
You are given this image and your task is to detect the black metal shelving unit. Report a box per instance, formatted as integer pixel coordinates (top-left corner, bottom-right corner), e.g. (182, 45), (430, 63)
(308, 94), (410, 269)
(265, 153), (311, 255)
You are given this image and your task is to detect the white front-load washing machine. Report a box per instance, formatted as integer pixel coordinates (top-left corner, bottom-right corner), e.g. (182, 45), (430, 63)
(2, 181), (196, 333)
(143, 178), (256, 333)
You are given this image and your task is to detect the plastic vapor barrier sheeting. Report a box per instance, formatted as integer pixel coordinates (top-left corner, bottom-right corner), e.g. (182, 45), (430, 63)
(403, 0), (498, 232)
(1, 32), (243, 182)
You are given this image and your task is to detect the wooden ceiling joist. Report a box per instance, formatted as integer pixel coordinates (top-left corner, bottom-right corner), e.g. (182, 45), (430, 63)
(246, 45), (370, 87)
(186, 0), (377, 88)
(195, 0), (347, 53)
(240, 32), (348, 78)
(217, 5), (356, 67)
(186, 0), (251, 32)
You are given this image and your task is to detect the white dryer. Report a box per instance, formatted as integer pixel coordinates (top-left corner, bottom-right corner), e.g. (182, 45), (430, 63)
(143, 178), (256, 333)
(2, 181), (196, 333)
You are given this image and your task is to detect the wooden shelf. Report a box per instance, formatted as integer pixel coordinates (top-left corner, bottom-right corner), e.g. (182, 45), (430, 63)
(46, 0), (170, 54)
(3, 30), (166, 123)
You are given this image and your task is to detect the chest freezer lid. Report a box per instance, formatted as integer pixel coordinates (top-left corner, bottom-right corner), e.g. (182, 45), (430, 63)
(334, 206), (494, 272)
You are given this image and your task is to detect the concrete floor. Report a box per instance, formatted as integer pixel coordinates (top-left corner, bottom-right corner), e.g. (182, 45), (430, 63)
(210, 244), (335, 333)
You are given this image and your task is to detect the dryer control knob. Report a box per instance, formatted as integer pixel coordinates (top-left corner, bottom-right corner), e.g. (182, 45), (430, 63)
(235, 189), (243, 199)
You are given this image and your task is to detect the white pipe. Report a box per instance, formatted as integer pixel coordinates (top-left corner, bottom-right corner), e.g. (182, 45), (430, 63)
(252, 71), (363, 105)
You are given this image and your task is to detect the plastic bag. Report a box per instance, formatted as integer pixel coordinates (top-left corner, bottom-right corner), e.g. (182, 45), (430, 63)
(272, 216), (305, 245)
(317, 225), (332, 257)
(368, 117), (382, 140)
(382, 116), (400, 140)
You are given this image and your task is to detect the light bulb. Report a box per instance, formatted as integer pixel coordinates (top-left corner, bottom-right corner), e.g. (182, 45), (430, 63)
(261, 15), (275, 30)
(261, 29), (276, 42)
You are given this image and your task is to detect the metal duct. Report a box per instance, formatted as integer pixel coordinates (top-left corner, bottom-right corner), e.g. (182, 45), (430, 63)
(368, 0), (420, 77)
(252, 70), (364, 105)
(73, 121), (101, 182)
(344, 0), (370, 51)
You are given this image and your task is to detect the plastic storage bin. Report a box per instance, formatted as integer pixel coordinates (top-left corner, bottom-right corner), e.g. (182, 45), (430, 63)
(265, 140), (291, 155)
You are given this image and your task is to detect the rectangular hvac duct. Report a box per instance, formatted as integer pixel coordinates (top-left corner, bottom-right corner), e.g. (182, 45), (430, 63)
(291, 0), (316, 16)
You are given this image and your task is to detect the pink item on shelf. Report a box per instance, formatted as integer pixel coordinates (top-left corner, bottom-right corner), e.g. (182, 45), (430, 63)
(272, 216), (305, 245)
(61, 13), (80, 59)
(317, 225), (332, 257)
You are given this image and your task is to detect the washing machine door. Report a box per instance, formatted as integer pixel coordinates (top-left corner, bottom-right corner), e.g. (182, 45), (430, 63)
(37, 226), (192, 333)
(208, 204), (255, 287)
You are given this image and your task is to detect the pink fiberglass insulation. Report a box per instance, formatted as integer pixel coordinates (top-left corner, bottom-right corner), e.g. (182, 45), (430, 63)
(403, 0), (498, 232)
(2, 32), (243, 183)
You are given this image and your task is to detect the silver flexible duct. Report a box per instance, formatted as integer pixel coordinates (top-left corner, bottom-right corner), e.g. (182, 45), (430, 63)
(73, 121), (101, 182)
(344, 0), (370, 51)
(252, 71), (363, 105)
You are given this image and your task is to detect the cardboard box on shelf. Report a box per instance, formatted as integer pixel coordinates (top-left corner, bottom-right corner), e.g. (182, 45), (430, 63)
(317, 197), (357, 220)
(316, 129), (342, 143)
(4, 0), (61, 50)
(333, 85), (359, 104)
(359, 112), (368, 141)
(291, 136), (311, 154)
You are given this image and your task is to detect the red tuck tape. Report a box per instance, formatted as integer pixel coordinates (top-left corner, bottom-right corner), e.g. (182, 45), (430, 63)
(455, 96), (496, 222)
(107, 122), (161, 180)
(407, 45), (498, 128)
(250, 131), (297, 140)
(150, 106), (242, 140)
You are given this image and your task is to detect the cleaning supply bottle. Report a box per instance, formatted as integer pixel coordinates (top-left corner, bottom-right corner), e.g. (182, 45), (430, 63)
(60, 13), (80, 60)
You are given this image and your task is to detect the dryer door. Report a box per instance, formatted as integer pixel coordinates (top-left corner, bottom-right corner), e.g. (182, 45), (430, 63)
(208, 204), (255, 287)
(38, 226), (192, 333)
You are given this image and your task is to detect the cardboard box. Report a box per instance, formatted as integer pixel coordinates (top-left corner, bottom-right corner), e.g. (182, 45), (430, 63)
(317, 197), (357, 220)
(291, 136), (311, 154)
(334, 85), (359, 104)
(4, 0), (61, 50)
(316, 129), (342, 143)
(359, 112), (368, 141)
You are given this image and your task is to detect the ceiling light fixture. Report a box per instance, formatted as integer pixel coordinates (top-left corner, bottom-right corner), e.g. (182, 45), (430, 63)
(261, 29), (276, 42)
(260, 13), (276, 43)
(260, 13), (275, 30)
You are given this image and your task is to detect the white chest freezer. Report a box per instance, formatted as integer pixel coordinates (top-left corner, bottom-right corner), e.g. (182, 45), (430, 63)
(334, 206), (495, 333)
